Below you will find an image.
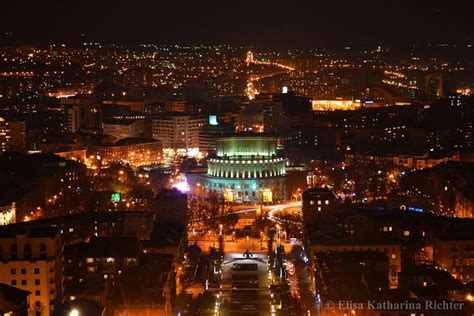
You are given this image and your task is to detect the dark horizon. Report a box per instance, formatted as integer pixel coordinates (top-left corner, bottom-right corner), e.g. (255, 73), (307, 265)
(1, 0), (473, 48)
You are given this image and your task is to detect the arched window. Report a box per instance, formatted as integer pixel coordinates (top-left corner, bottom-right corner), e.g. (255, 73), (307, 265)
(11, 244), (17, 260)
(40, 243), (47, 259)
(24, 243), (31, 260)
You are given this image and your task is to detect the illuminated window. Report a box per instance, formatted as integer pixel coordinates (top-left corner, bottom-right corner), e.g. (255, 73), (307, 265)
(86, 258), (94, 263)
(106, 257), (115, 263)
(403, 231), (410, 236)
(325, 200), (329, 205)
(317, 207), (321, 212)
(389, 226), (392, 232)
(262, 190), (273, 203)
(391, 254), (396, 259)
(126, 258), (137, 265)
(310, 200), (314, 205)
(317, 200), (322, 205)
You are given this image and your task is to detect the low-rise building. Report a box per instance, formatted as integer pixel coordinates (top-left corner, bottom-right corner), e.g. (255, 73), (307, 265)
(0, 153), (88, 220)
(345, 151), (461, 171)
(0, 282), (31, 315)
(455, 189), (474, 218)
(102, 119), (144, 141)
(310, 236), (401, 289)
(433, 233), (474, 282)
(303, 188), (338, 225)
(89, 138), (162, 168)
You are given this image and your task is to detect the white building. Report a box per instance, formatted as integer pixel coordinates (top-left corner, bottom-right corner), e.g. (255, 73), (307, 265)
(102, 119), (144, 141)
(152, 115), (206, 151)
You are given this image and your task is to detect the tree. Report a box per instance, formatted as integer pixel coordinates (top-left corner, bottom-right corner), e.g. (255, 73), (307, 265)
(222, 212), (238, 231)
(197, 291), (215, 311)
(203, 192), (224, 230)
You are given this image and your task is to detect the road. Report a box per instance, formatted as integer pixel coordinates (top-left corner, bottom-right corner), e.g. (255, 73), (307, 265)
(219, 251), (270, 316)
(186, 200), (316, 314)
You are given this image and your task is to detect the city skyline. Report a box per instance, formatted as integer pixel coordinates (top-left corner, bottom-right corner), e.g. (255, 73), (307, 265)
(0, 3), (473, 316)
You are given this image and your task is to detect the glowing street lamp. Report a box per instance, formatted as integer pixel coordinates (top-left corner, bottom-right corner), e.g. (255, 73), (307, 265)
(69, 309), (79, 316)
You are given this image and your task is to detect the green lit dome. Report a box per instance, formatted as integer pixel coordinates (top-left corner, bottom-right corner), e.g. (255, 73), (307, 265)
(202, 134), (286, 204)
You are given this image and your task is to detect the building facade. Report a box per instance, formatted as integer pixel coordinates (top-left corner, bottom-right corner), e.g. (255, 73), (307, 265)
(455, 190), (474, 218)
(310, 241), (401, 289)
(433, 236), (474, 282)
(0, 117), (27, 152)
(89, 138), (162, 168)
(152, 115), (206, 151)
(302, 188), (338, 225)
(102, 119), (144, 141)
(202, 135), (286, 204)
(0, 228), (64, 316)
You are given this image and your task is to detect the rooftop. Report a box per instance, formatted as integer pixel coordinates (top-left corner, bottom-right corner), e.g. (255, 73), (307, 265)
(0, 282), (30, 304)
(0, 225), (60, 239)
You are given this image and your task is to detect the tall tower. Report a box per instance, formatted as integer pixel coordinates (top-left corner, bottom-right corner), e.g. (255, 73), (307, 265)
(246, 51), (254, 66)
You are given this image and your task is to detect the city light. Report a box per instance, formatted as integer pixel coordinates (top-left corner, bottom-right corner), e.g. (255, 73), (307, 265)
(0, 7), (472, 316)
(69, 309), (79, 316)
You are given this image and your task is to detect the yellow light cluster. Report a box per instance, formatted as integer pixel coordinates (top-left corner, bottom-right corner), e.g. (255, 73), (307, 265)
(312, 99), (361, 111)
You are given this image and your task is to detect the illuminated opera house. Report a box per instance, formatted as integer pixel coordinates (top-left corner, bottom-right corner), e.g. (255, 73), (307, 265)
(203, 135), (286, 204)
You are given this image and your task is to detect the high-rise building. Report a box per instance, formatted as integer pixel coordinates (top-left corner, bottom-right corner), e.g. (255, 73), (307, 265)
(61, 96), (102, 132)
(424, 73), (444, 101)
(0, 227), (64, 316)
(198, 123), (233, 155)
(263, 101), (284, 133)
(151, 114), (206, 151)
(6, 120), (27, 152)
(0, 117), (8, 152)
(0, 117), (27, 152)
(202, 134), (286, 204)
(165, 96), (187, 112)
(65, 106), (81, 133)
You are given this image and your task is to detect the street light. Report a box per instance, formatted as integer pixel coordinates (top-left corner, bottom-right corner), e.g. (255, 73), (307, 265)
(69, 309), (79, 316)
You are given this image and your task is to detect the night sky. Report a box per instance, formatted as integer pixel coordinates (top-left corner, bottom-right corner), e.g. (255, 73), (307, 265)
(1, 0), (473, 47)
